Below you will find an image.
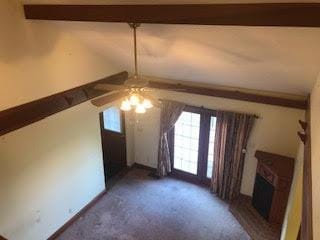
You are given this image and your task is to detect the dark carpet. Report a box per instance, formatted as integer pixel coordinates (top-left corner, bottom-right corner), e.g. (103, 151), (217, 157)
(229, 195), (281, 240)
(56, 168), (250, 240)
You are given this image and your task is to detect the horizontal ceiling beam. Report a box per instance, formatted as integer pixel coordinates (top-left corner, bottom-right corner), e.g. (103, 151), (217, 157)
(148, 81), (307, 109)
(24, 3), (320, 27)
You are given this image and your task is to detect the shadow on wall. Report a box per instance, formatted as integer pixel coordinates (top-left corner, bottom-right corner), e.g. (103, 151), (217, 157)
(0, 0), (59, 63)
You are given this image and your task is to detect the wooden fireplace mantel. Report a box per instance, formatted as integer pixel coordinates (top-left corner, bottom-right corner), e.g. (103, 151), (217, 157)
(255, 151), (294, 187)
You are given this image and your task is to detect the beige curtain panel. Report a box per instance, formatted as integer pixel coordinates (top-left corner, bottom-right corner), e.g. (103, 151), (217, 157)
(157, 100), (185, 177)
(211, 111), (255, 201)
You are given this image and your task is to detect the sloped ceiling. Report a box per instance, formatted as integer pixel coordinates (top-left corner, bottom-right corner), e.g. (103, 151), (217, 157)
(22, 0), (320, 96)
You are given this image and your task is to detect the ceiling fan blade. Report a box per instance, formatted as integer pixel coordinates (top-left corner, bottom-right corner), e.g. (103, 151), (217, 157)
(91, 91), (127, 107)
(97, 71), (129, 85)
(94, 83), (127, 91)
(145, 82), (187, 92)
(140, 92), (161, 108)
(143, 86), (187, 93)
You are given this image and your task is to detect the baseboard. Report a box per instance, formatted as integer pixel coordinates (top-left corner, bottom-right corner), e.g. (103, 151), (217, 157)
(132, 163), (157, 171)
(47, 189), (107, 240)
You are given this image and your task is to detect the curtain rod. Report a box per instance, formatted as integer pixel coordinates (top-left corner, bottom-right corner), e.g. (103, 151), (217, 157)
(199, 106), (260, 119)
(158, 98), (260, 119)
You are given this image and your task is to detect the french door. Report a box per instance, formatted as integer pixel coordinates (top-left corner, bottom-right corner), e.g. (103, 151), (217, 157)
(169, 106), (216, 185)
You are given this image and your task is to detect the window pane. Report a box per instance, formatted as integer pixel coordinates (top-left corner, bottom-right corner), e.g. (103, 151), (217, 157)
(103, 107), (122, 133)
(207, 116), (217, 178)
(174, 111), (200, 175)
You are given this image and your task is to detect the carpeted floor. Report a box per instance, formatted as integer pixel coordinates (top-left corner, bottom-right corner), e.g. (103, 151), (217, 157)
(56, 168), (250, 240)
(229, 195), (281, 240)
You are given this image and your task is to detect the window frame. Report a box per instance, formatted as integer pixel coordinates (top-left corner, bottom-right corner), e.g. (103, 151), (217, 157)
(101, 107), (125, 134)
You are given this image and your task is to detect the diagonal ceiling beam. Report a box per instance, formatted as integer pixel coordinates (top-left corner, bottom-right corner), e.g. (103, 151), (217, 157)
(0, 71), (128, 136)
(24, 3), (320, 27)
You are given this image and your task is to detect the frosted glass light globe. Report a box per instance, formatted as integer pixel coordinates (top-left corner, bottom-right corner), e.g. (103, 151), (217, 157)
(120, 99), (131, 111)
(142, 99), (153, 109)
(135, 104), (146, 114)
(129, 94), (140, 106)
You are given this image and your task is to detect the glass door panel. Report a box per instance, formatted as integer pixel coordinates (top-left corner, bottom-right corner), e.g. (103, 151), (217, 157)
(173, 111), (200, 175)
(207, 116), (217, 178)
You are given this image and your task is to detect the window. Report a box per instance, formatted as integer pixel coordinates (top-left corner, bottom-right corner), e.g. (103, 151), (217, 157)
(173, 112), (200, 175)
(102, 107), (122, 133)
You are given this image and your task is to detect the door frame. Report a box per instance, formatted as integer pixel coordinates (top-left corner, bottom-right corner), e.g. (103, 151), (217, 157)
(168, 105), (216, 186)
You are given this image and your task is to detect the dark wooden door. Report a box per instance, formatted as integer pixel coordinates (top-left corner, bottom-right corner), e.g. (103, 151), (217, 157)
(99, 107), (127, 182)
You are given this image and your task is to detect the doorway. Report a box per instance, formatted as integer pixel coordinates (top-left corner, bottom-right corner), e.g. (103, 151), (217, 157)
(169, 106), (216, 185)
(100, 107), (127, 183)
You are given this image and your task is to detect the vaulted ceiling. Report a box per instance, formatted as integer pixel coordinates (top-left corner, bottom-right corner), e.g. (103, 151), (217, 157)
(22, 0), (320, 96)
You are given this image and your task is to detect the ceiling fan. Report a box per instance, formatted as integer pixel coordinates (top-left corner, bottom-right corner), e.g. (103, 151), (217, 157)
(91, 23), (164, 113)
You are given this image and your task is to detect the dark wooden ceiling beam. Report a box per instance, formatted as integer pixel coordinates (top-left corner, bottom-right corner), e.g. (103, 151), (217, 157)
(148, 81), (307, 109)
(0, 71), (128, 136)
(24, 3), (320, 27)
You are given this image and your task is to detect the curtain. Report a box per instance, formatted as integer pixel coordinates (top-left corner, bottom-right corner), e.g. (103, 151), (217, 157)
(157, 100), (185, 177)
(211, 111), (255, 201)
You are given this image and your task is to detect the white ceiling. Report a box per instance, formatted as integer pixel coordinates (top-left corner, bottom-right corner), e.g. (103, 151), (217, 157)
(22, 0), (320, 95)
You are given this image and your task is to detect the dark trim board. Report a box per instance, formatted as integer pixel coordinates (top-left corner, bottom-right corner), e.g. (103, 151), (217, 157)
(24, 4), (320, 27)
(132, 163), (156, 172)
(48, 189), (107, 240)
(0, 71), (128, 136)
(149, 81), (307, 110)
(301, 97), (313, 240)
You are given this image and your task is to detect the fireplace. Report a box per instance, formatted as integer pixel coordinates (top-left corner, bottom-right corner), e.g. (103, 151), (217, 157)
(252, 151), (294, 225)
(252, 174), (275, 220)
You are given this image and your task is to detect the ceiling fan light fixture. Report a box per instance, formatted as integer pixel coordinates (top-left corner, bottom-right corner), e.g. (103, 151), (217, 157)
(135, 103), (146, 114)
(120, 99), (132, 111)
(129, 93), (140, 106)
(92, 23), (161, 113)
(142, 99), (153, 109)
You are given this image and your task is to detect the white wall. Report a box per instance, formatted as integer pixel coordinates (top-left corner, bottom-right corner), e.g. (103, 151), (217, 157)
(0, 1), (126, 239)
(125, 111), (136, 167)
(0, 103), (106, 240)
(134, 90), (304, 196)
(311, 73), (320, 239)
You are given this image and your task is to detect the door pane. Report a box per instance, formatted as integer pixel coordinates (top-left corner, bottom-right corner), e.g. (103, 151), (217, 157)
(207, 116), (217, 178)
(174, 111), (200, 175)
(103, 107), (122, 133)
